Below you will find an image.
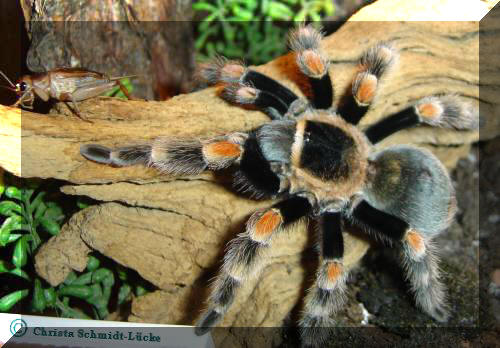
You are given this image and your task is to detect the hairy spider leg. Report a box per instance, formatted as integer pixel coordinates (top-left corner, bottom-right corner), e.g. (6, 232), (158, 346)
(195, 196), (312, 335)
(243, 70), (299, 106)
(300, 212), (348, 347)
(338, 42), (398, 125)
(221, 83), (290, 120)
(365, 95), (480, 144)
(348, 200), (450, 322)
(289, 25), (333, 109)
(200, 57), (298, 118)
(80, 144), (151, 167)
(79, 133), (247, 175)
(233, 130), (285, 198)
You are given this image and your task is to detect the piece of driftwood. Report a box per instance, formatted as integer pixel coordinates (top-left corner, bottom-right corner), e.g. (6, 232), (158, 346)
(1, 1), (496, 339)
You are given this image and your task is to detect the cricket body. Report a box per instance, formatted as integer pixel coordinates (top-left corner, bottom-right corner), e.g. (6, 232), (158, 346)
(80, 26), (478, 347)
(1, 68), (133, 118)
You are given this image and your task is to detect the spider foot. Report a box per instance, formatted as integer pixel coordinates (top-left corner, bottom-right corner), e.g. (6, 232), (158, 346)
(299, 315), (335, 348)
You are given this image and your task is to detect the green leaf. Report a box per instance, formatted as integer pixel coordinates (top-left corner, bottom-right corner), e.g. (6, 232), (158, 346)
(261, 0), (269, 13)
(0, 215), (22, 247)
(44, 203), (64, 222)
(88, 283), (103, 299)
(92, 268), (114, 285)
(7, 233), (22, 244)
(86, 255), (100, 272)
(118, 284), (132, 305)
(192, 2), (218, 12)
(63, 271), (77, 285)
(102, 272), (115, 288)
(29, 192), (46, 215)
(231, 5), (254, 20)
(12, 236), (28, 268)
(58, 285), (93, 299)
(0, 171), (4, 197)
(136, 285), (148, 297)
(116, 264), (128, 281)
(0, 289), (29, 311)
(32, 278), (46, 312)
(76, 200), (89, 210)
(323, 0), (335, 16)
(34, 201), (47, 221)
(195, 24), (218, 50)
(0, 260), (14, 273)
(72, 271), (93, 286)
(43, 288), (56, 307)
(238, 0), (258, 10)
(39, 217), (60, 236)
(0, 201), (22, 216)
(216, 40), (226, 53)
(309, 11), (321, 22)
(56, 299), (91, 319)
(21, 188), (34, 203)
(102, 78), (134, 99)
(294, 9), (307, 22)
(266, 2), (293, 20)
(10, 267), (31, 281)
(205, 41), (217, 57)
(5, 187), (22, 200)
(221, 21), (235, 42)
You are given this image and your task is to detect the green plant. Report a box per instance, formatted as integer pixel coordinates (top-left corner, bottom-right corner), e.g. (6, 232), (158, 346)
(0, 174), (151, 318)
(194, 0), (334, 64)
(47, 255), (114, 319)
(0, 178), (64, 312)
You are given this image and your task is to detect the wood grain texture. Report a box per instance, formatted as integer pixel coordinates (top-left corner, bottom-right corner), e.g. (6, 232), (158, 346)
(19, 7), (497, 332)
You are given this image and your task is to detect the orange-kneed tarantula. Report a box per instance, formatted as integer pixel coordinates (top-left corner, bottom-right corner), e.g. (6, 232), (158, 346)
(80, 26), (478, 346)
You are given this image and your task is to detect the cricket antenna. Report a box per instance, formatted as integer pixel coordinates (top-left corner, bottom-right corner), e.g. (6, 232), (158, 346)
(0, 70), (16, 88)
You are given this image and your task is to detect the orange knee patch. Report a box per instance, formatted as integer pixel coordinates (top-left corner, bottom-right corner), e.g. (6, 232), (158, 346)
(254, 210), (282, 239)
(355, 73), (377, 105)
(221, 63), (245, 80)
(326, 262), (343, 283)
(406, 230), (425, 254)
(204, 141), (241, 158)
(417, 103), (442, 120)
(302, 50), (326, 77)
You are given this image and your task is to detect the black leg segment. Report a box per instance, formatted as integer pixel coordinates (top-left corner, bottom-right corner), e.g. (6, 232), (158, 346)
(236, 132), (281, 197)
(337, 98), (369, 125)
(243, 70), (299, 106)
(310, 74), (333, 109)
(320, 212), (344, 260)
(222, 84), (289, 120)
(365, 107), (420, 144)
(274, 196), (312, 225)
(349, 200), (408, 241)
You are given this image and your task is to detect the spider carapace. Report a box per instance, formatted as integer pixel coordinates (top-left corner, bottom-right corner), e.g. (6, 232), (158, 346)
(80, 26), (478, 346)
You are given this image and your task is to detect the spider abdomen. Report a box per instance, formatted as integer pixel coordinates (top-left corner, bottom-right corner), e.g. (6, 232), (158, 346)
(364, 145), (456, 236)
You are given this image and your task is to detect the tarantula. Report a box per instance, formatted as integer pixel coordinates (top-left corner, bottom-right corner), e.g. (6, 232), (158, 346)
(80, 26), (478, 346)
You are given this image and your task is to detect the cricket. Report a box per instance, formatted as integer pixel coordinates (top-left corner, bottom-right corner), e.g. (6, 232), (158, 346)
(0, 68), (135, 120)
